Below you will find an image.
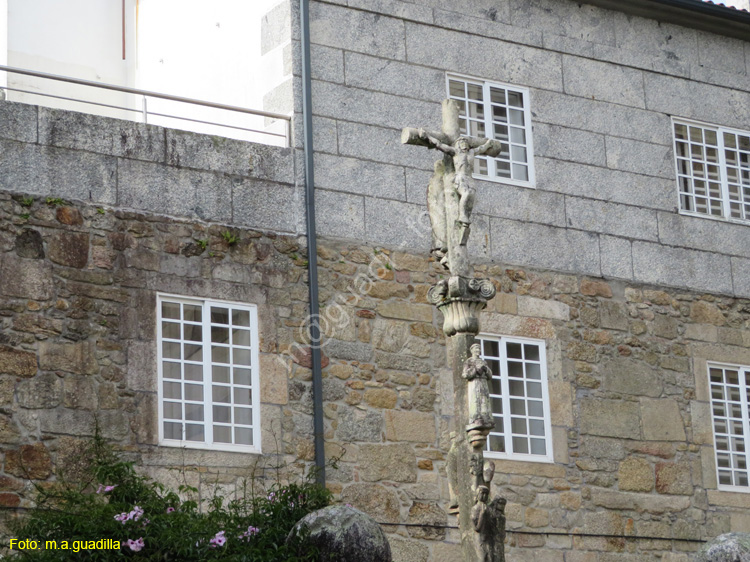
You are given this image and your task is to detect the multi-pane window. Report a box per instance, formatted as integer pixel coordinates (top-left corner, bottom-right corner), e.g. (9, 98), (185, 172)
(672, 119), (750, 223)
(447, 75), (534, 186)
(157, 295), (260, 452)
(478, 336), (552, 462)
(708, 363), (750, 491)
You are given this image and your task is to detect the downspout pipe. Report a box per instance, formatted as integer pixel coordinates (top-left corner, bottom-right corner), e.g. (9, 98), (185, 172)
(300, 0), (326, 486)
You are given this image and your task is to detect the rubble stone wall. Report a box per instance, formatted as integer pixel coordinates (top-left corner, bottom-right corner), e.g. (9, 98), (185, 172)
(1, 189), (749, 560)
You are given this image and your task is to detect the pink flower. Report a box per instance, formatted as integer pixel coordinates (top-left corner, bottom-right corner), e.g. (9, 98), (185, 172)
(209, 530), (226, 548)
(239, 526), (259, 541)
(114, 505), (144, 524)
(97, 484), (117, 494)
(126, 538), (144, 552)
(166, 507), (175, 513)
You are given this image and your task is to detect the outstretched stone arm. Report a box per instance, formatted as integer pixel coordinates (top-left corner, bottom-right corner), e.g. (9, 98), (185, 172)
(421, 130), (456, 155)
(473, 138), (503, 158)
(401, 127), (451, 148)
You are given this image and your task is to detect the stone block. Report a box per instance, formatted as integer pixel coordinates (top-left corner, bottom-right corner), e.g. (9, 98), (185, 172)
(581, 437), (625, 460)
(5, 443), (52, 479)
(15, 229), (45, 259)
(534, 123), (606, 167)
(376, 301), (433, 323)
(315, 190), (366, 240)
(602, 357), (662, 397)
(63, 375), (97, 410)
(562, 55), (646, 108)
(118, 159), (232, 223)
(38, 107), (165, 161)
(514, 0), (615, 45)
(0, 100), (38, 143)
(48, 231), (89, 269)
(259, 353), (288, 405)
(359, 443), (416, 482)
(0, 254), (55, 300)
(39, 341), (98, 375)
(336, 407), (383, 443)
(314, 153), (406, 201)
(0, 415), (22, 444)
(364, 388), (399, 409)
(16, 373), (61, 409)
(655, 461), (692, 495)
(641, 398), (686, 442)
(0, 345), (37, 377)
(309, 44), (345, 83)
(658, 211), (750, 261)
(599, 235), (633, 281)
(341, 483), (401, 524)
(632, 241), (733, 295)
(406, 501), (446, 540)
(0, 139), (117, 204)
(477, 182), (566, 227)
(405, 22), (563, 92)
(261, 0), (291, 54)
(312, 116), (338, 155)
(532, 88), (670, 144)
(366, 197), (431, 251)
(384, 410), (436, 443)
(490, 218), (601, 276)
(536, 157), (674, 211)
(349, 0), (434, 22)
(606, 136), (674, 179)
(324, 340), (373, 363)
(433, 7), (543, 45)
(310, 2), (406, 59)
(644, 73), (750, 134)
(731, 257), (750, 299)
(166, 129), (294, 184)
(517, 296), (570, 320)
(339, 121), (434, 171)
(591, 489), (690, 513)
(233, 179), (300, 234)
(566, 197), (658, 241)
(579, 398), (640, 439)
(613, 12), (698, 67)
(316, 77), (440, 132)
(344, 51), (444, 102)
(697, 32), (746, 75)
(618, 457), (654, 492)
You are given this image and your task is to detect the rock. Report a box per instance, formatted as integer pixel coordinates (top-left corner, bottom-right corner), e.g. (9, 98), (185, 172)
(696, 532), (750, 561)
(287, 505), (392, 562)
(48, 231), (89, 268)
(15, 229), (45, 259)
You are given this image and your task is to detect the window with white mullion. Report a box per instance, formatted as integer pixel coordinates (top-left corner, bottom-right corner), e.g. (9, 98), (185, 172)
(709, 363), (750, 491)
(157, 295), (260, 453)
(447, 74), (534, 187)
(479, 335), (552, 462)
(673, 119), (750, 224)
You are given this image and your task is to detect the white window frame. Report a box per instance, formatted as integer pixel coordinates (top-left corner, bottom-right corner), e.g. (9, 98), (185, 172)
(707, 361), (750, 493)
(156, 294), (261, 454)
(446, 73), (535, 189)
(478, 334), (553, 463)
(672, 117), (750, 225)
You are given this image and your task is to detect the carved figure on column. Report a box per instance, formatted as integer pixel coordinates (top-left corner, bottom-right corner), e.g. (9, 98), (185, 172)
(419, 130), (498, 246)
(462, 343), (495, 448)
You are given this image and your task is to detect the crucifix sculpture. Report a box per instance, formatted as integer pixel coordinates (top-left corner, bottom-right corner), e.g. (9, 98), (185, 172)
(402, 99), (506, 562)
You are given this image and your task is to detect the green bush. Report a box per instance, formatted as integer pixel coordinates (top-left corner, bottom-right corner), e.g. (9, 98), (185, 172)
(7, 434), (331, 561)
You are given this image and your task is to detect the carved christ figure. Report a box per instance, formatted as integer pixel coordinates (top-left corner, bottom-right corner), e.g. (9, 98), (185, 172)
(419, 129), (497, 242)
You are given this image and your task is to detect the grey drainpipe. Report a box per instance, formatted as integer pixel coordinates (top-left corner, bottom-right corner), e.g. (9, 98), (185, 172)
(300, 0), (326, 486)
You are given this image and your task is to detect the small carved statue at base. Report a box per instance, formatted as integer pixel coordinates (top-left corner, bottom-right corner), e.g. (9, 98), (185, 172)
(462, 343), (495, 448)
(471, 486), (507, 562)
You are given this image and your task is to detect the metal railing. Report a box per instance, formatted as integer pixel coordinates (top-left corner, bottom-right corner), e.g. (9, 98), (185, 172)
(0, 64), (291, 146)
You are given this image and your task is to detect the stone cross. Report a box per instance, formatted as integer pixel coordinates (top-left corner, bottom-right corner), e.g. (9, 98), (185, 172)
(401, 99), (502, 277)
(402, 100), (505, 562)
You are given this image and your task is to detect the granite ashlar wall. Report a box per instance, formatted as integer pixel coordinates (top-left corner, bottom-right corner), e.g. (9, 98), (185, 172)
(292, 0), (750, 298)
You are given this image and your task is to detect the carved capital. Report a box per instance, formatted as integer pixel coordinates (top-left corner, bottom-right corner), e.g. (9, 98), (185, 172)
(428, 276), (496, 336)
